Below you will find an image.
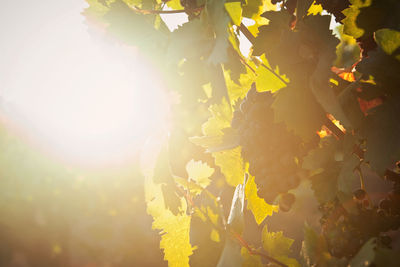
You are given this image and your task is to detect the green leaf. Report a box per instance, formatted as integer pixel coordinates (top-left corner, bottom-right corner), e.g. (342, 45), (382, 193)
(375, 28), (400, 56)
(343, 0), (400, 39)
(360, 99), (400, 176)
(225, 1), (243, 26)
(206, 0), (231, 65)
(296, 0), (314, 20)
(337, 154), (359, 195)
(252, 11), (292, 56)
(167, 20), (211, 64)
(103, 0), (167, 50)
(245, 175), (278, 224)
(342, 0), (372, 39)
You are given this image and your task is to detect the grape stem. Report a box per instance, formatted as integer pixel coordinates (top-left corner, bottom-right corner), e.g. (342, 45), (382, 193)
(231, 231), (289, 267)
(355, 166), (365, 190)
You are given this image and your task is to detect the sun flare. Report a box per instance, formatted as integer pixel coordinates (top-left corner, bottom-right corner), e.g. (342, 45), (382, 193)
(1, 10), (170, 166)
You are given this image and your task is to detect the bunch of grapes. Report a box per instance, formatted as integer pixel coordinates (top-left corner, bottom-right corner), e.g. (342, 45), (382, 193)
(231, 85), (318, 210)
(320, 165), (400, 258)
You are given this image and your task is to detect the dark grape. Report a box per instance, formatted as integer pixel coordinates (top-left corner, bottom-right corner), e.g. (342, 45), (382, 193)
(232, 84), (307, 204)
(353, 188), (366, 200)
(380, 235), (392, 247)
(379, 199), (392, 211)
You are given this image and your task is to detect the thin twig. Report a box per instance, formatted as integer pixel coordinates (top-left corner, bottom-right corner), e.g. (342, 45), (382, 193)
(238, 56), (256, 74)
(355, 166), (366, 191)
(259, 61), (289, 86)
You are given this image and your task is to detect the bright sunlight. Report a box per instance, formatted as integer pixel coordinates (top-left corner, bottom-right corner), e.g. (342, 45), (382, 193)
(0, 0), (169, 166)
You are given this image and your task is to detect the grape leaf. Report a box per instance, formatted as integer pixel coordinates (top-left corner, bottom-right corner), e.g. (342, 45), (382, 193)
(252, 11), (292, 56)
(300, 224), (345, 266)
(103, 0), (168, 50)
(296, 0), (314, 20)
(241, 247), (263, 267)
(206, 0), (231, 65)
(343, 0), (400, 39)
(145, 145), (194, 267)
(375, 28), (400, 56)
(307, 1), (323, 16)
(166, 0), (184, 9)
(262, 225), (300, 267)
(255, 55), (287, 93)
(186, 159), (215, 189)
(272, 84), (326, 141)
(359, 99), (400, 176)
(350, 237), (400, 267)
(348, 238), (376, 267)
(153, 144), (181, 215)
(225, 1), (243, 26)
(167, 20), (211, 64)
(202, 98), (232, 137)
(245, 176), (278, 224)
(213, 147), (246, 187)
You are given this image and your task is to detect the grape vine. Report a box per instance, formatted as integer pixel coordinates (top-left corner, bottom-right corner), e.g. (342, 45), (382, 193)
(84, 0), (400, 266)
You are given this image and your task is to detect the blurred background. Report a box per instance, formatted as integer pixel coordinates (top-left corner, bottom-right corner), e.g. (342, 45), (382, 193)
(0, 0), (170, 266)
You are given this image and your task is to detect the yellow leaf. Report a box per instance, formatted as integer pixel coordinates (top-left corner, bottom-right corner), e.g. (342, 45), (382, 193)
(241, 247), (263, 267)
(166, 0), (184, 10)
(245, 176), (278, 224)
(186, 159), (214, 188)
(307, 1), (323, 16)
(225, 2), (243, 26)
(213, 147), (245, 187)
(202, 98), (232, 136)
(262, 225), (301, 267)
(262, 225), (294, 257)
(224, 66), (257, 106)
(144, 141), (194, 267)
(256, 55), (288, 93)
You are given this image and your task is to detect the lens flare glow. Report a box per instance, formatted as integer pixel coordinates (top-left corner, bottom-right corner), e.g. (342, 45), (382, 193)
(0, 5), (170, 166)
